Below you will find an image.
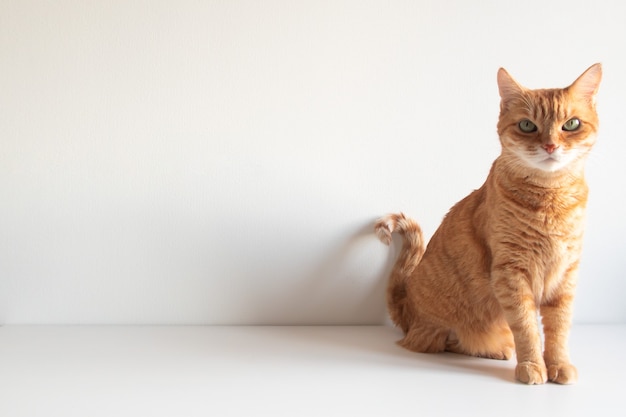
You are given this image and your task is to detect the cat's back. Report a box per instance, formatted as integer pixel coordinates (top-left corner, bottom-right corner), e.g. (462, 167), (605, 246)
(415, 182), (491, 280)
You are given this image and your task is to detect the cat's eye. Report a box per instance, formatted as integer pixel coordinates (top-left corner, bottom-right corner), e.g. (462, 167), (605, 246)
(562, 118), (581, 131)
(518, 119), (537, 133)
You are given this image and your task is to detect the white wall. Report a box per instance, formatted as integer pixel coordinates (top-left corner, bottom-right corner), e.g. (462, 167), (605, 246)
(1, 0), (625, 324)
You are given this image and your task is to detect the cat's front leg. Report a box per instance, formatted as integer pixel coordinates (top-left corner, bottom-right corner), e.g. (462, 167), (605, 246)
(492, 269), (547, 384)
(541, 272), (578, 385)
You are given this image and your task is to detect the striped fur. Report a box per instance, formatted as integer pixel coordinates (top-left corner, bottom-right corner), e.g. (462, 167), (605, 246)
(376, 64), (601, 385)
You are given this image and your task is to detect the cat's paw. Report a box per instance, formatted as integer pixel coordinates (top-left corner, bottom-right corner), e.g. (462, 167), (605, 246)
(515, 361), (548, 385)
(488, 344), (514, 361)
(547, 363), (578, 385)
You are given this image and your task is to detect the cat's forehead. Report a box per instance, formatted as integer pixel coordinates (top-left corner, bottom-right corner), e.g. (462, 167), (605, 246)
(514, 88), (578, 121)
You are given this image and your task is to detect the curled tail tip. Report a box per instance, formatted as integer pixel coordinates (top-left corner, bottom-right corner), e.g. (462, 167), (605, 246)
(375, 213), (407, 245)
(375, 220), (393, 245)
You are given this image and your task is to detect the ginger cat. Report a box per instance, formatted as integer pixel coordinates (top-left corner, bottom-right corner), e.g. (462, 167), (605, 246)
(375, 64), (602, 385)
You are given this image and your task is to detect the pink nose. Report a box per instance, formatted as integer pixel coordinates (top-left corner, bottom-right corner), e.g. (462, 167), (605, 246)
(543, 143), (559, 154)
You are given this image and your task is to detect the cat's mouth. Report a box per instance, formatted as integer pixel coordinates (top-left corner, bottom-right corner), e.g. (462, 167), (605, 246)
(540, 149), (565, 163)
(535, 155), (567, 172)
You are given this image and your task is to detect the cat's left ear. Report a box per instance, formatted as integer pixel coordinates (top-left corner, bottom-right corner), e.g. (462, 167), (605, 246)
(497, 67), (525, 103)
(569, 63), (602, 104)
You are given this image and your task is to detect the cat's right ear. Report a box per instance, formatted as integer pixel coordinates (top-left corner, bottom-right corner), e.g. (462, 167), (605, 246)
(569, 63), (602, 105)
(497, 68), (525, 103)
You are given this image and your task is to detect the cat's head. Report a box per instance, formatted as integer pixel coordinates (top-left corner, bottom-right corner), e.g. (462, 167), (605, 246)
(496, 64), (602, 174)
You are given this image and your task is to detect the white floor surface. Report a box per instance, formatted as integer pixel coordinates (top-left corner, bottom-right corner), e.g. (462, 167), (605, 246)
(0, 325), (623, 417)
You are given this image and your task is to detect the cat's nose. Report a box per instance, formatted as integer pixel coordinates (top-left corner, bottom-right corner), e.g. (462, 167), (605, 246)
(543, 143), (559, 154)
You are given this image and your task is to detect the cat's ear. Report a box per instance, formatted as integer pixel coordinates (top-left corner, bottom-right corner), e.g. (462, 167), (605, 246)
(569, 63), (602, 104)
(497, 68), (525, 103)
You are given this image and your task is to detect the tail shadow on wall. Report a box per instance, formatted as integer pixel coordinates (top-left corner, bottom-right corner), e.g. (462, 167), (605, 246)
(239, 218), (398, 325)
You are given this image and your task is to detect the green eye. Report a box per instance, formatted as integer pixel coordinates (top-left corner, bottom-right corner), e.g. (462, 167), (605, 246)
(563, 118), (581, 131)
(519, 119), (537, 133)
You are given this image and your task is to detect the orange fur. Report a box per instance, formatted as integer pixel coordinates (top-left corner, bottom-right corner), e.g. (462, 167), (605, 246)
(376, 64), (602, 385)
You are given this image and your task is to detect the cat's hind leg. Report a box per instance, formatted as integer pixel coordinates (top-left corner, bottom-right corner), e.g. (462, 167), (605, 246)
(398, 321), (450, 353)
(446, 320), (515, 360)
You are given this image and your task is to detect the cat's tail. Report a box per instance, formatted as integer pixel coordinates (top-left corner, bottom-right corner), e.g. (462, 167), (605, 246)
(375, 213), (425, 333)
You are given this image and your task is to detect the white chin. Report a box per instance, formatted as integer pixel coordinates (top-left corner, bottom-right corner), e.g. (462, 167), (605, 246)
(530, 158), (567, 172)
